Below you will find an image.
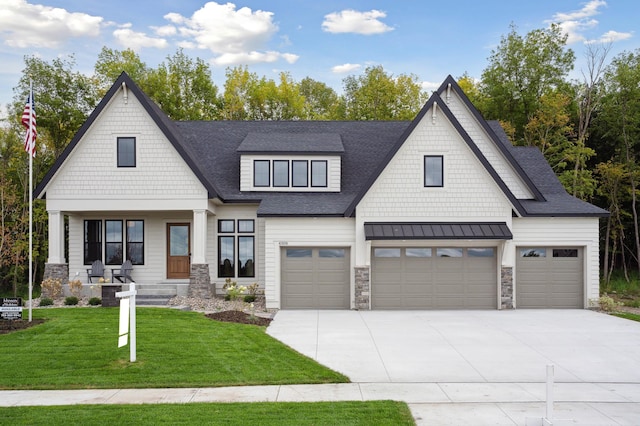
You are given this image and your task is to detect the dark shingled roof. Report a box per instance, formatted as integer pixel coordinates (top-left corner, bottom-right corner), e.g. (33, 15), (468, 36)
(35, 72), (608, 218)
(237, 132), (345, 154)
(364, 222), (513, 240)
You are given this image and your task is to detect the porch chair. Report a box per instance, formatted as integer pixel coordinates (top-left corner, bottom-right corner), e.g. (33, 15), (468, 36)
(86, 260), (105, 283)
(112, 260), (134, 283)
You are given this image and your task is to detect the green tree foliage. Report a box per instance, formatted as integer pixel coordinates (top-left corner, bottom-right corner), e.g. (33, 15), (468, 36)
(481, 23), (575, 141)
(341, 65), (427, 120)
(299, 77), (340, 120)
(146, 49), (221, 120)
(94, 47), (150, 95)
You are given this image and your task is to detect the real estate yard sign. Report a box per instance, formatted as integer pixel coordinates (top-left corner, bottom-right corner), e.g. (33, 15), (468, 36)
(1, 298), (23, 320)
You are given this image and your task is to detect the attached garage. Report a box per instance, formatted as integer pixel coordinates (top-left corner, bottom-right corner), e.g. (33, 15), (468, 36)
(516, 247), (584, 308)
(281, 247), (350, 309)
(371, 246), (498, 309)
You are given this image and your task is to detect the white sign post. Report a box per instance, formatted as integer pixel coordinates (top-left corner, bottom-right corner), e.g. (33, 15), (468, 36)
(116, 282), (137, 362)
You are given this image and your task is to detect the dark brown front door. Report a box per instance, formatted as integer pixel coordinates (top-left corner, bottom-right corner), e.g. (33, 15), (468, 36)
(167, 223), (190, 279)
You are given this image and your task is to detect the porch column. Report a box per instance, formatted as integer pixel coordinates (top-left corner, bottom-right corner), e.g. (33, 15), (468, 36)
(47, 210), (65, 264)
(192, 209), (207, 264)
(188, 209), (212, 298)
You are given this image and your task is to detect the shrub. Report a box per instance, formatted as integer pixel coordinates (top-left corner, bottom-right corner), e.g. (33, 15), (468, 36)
(64, 296), (79, 306)
(244, 294), (256, 303)
(41, 278), (63, 299)
(39, 297), (54, 307)
(598, 294), (621, 312)
(68, 279), (83, 298)
(88, 297), (101, 306)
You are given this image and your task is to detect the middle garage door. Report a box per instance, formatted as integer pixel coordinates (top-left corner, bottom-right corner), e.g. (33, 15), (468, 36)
(371, 247), (497, 309)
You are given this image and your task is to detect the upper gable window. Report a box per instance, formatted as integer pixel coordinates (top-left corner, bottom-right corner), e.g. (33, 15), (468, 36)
(117, 137), (136, 167)
(254, 160), (270, 187)
(311, 160), (327, 187)
(424, 155), (443, 187)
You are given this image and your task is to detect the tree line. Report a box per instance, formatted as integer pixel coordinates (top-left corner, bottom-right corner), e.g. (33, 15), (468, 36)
(1, 23), (640, 295)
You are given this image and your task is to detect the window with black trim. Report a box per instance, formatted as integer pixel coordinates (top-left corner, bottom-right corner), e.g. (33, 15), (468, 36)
(218, 219), (255, 278)
(117, 137), (136, 167)
(254, 160), (270, 187)
(126, 220), (144, 265)
(292, 160), (308, 187)
(84, 220), (102, 265)
(311, 160), (327, 187)
(105, 220), (123, 265)
(273, 160), (289, 187)
(424, 155), (443, 187)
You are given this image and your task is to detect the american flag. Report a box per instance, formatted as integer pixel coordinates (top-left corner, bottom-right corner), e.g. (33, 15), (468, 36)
(21, 89), (37, 158)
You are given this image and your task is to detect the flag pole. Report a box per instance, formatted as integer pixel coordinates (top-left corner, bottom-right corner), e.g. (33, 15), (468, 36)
(28, 79), (33, 322)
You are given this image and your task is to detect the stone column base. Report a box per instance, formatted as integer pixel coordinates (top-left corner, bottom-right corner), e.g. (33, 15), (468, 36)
(354, 266), (370, 310)
(43, 263), (69, 283)
(501, 266), (514, 309)
(188, 264), (213, 298)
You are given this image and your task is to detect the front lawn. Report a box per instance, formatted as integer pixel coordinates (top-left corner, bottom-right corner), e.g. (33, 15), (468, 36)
(1, 401), (415, 425)
(0, 308), (348, 389)
(612, 312), (640, 322)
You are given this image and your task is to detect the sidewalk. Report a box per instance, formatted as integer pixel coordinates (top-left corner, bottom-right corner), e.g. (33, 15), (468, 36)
(2, 382), (640, 425)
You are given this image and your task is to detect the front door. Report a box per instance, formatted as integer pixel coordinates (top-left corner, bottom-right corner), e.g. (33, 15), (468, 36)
(167, 223), (190, 279)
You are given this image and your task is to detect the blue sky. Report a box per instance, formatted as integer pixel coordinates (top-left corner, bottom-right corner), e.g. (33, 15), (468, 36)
(0, 0), (638, 118)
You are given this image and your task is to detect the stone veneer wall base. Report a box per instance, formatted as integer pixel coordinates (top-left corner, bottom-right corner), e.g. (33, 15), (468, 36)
(188, 264), (213, 298)
(501, 266), (514, 309)
(354, 266), (370, 310)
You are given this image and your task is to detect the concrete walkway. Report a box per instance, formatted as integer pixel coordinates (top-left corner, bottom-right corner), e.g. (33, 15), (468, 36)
(2, 309), (640, 425)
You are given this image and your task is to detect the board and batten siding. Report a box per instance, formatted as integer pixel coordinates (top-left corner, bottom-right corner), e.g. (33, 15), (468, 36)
(239, 155), (341, 192)
(511, 217), (600, 307)
(263, 217), (355, 309)
(442, 90), (534, 200)
(45, 85), (208, 212)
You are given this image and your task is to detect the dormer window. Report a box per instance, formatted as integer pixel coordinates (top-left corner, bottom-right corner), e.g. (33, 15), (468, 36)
(254, 160), (270, 187)
(292, 160), (308, 187)
(117, 137), (136, 167)
(311, 160), (327, 188)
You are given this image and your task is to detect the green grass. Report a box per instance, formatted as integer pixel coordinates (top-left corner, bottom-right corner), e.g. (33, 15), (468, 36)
(1, 401), (415, 425)
(0, 308), (348, 389)
(612, 312), (640, 322)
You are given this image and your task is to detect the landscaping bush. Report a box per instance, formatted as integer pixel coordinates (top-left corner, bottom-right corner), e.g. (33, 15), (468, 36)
(40, 278), (63, 299)
(39, 297), (54, 307)
(88, 297), (101, 306)
(64, 296), (79, 306)
(598, 294), (621, 312)
(244, 294), (256, 303)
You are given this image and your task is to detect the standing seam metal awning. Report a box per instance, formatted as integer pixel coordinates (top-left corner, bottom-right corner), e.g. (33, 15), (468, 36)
(364, 222), (513, 240)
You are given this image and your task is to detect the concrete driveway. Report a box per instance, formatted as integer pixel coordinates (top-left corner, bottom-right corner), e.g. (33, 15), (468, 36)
(267, 309), (640, 384)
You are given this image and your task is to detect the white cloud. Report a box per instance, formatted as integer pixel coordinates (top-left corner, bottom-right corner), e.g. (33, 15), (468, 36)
(164, 1), (296, 66)
(152, 25), (177, 37)
(420, 81), (440, 93)
(0, 0), (102, 48)
(332, 63), (361, 74)
(548, 0), (632, 45)
(322, 9), (393, 35)
(113, 27), (167, 51)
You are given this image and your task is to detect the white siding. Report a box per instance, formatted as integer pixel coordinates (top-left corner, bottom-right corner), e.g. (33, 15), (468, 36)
(239, 155), (341, 192)
(443, 90), (534, 199)
(263, 217), (356, 309)
(45, 85), (208, 212)
(511, 217), (600, 307)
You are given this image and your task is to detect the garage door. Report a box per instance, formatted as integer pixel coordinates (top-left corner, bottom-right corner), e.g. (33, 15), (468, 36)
(281, 247), (350, 309)
(516, 247), (583, 308)
(371, 247), (497, 309)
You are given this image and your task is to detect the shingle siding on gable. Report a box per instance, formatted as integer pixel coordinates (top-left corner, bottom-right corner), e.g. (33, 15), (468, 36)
(46, 88), (207, 204)
(443, 91), (534, 200)
(357, 109), (512, 222)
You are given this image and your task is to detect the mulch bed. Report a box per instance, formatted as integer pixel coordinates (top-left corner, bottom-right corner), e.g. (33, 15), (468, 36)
(205, 310), (272, 326)
(0, 319), (46, 334)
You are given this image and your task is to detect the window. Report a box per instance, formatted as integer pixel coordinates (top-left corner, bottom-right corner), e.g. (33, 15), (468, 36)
(406, 248), (431, 257)
(374, 248), (401, 258)
(218, 219), (255, 278)
(292, 160), (308, 187)
(311, 160), (328, 187)
(424, 155), (443, 187)
(319, 248), (345, 258)
(286, 248), (312, 258)
(254, 160), (270, 187)
(437, 248), (462, 257)
(520, 248), (546, 257)
(273, 160), (289, 187)
(126, 220), (144, 265)
(105, 220), (123, 265)
(553, 249), (578, 258)
(84, 220), (102, 265)
(468, 248), (495, 257)
(117, 137), (136, 167)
